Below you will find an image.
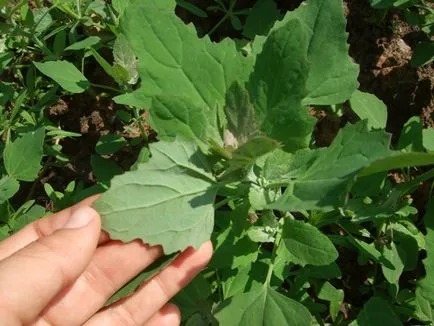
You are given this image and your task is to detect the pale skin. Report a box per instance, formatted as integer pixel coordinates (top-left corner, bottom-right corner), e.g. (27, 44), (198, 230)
(0, 196), (213, 325)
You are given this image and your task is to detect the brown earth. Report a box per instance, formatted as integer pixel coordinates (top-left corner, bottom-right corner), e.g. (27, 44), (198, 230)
(346, 1), (434, 141)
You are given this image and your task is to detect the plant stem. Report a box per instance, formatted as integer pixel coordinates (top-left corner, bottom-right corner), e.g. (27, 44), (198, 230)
(31, 4), (56, 34)
(54, 2), (82, 20)
(208, 13), (230, 37)
(25, 157), (55, 202)
(89, 83), (123, 93)
(76, 0), (82, 18)
(133, 107), (148, 142)
(265, 229), (282, 286)
(265, 181), (289, 189)
(215, 270), (225, 302)
(208, 0), (238, 37)
(214, 197), (232, 209)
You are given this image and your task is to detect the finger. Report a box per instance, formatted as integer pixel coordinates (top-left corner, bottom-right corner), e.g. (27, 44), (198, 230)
(85, 241), (213, 326)
(36, 241), (163, 325)
(144, 304), (181, 326)
(0, 196), (108, 260)
(0, 207), (100, 325)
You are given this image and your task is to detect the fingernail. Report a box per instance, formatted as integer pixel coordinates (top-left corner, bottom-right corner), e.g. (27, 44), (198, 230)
(64, 207), (96, 229)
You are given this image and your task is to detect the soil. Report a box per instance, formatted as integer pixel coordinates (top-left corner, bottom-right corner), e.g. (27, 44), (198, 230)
(346, 1), (434, 141)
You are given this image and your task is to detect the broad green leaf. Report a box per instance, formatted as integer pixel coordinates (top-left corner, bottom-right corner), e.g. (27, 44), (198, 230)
(423, 128), (434, 151)
(229, 136), (281, 172)
(90, 48), (123, 86)
(349, 90), (388, 129)
(359, 152), (434, 176)
(243, 0), (281, 38)
(112, 0), (132, 16)
(221, 262), (268, 299)
(415, 288), (434, 322)
(113, 34), (138, 85)
(116, 0), (253, 111)
(53, 30), (66, 55)
(381, 242), (405, 284)
(131, 147), (150, 170)
(91, 155), (123, 183)
(172, 274), (212, 319)
(261, 0), (359, 105)
(351, 297), (402, 326)
(149, 96), (219, 150)
(93, 139), (217, 254)
(297, 0), (359, 104)
(266, 122), (392, 210)
(65, 36), (101, 51)
(348, 237), (393, 268)
(86, 0), (109, 17)
(247, 18), (315, 151)
(4, 128), (45, 182)
(210, 227), (259, 270)
(261, 148), (294, 180)
(214, 286), (311, 326)
(397, 116), (423, 152)
(249, 182), (281, 211)
(392, 223), (423, 271)
(230, 16), (243, 31)
(278, 218), (338, 266)
(34, 61), (89, 93)
(0, 176), (19, 204)
(350, 172), (386, 198)
(224, 83), (257, 146)
(247, 226), (275, 243)
(302, 263), (342, 280)
(33, 8), (53, 35)
(417, 201), (434, 304)
(265, 122), (434, 210)
(95, 134), (127, 155)
(0, 82), (14, 107)
(411, 41), (434, 67)
(317, 281), (344, 321)
(345, 190), (416, 223)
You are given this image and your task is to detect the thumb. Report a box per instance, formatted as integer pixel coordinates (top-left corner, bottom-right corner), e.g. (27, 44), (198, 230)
(0, 206), (100, 325)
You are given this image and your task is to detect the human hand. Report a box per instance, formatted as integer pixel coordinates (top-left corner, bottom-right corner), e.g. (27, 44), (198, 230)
(0, 196), (213, 325)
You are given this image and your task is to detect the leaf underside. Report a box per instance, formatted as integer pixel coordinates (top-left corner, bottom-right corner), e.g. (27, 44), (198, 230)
(93, 139), (216, 254)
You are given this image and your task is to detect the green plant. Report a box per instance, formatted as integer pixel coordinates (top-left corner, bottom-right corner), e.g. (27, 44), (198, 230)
(2, 0), (434, 324)
(0, 0), (138, 236)
(90, 0), (434, 324)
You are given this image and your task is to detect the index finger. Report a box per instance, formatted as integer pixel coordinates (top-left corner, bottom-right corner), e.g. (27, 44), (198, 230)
(0, 196), (108, 260)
